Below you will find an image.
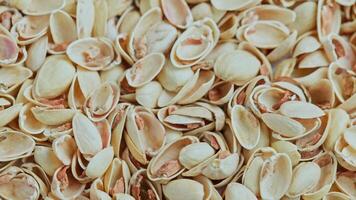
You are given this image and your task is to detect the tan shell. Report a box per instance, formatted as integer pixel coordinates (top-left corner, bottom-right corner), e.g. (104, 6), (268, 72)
(31, 106), (76, 126)
(260, 153), (293, 199)
(0, 130), (35, 161)
(288, 2), (317, 36)
(125, 53), (165, 87)
(225, 182), (257, 200)
(128, 169), (160, 200)
(84, 82), (120, 122)
(51, 165), (85, 199)
(335, 171), (356, 199)
(214, 50), (261, 86)
(287, 162), (321, 197)
(323, 108), (350, 151)
(170, 18), (219, 68)
(128, 7), (178, 61)
(0, 166), (40, 200)
(0, 66), (32, 94)
(323, 192), (351, 200)
(76, 0), (95, 38)
(302, 152), (338, 200)
(0, 34), (20, 65)
(271, 141), (301, 166)
(125, 106), (166, 164)
(103, 158), (131, 195)
(10, 0), (65, 16)
(93, 0), (108, 37)
(279, 101), (325, 119)
(178, 142), (215, 169)
(18, 103), (46, 134)
(334, 127), (356, 171)
(85, 146), (114, 178)
(66, 37), (115, 71)
(147, 136), (199, 183)
(162, 0), (193, 29)
(25, 35), (48, 71)
(206, 81), (234, 105)
(230, 105), (260, 150)
(0, 93), (23, 127)
(163, 178), (205, 200)
(136, 81), (163, 108)
(52, 134), (77, 165)
(34, 146), (63, 176)
(211, 0), (259, 11)
(317, 0), (341, 41)
(33, 55), (75, 100)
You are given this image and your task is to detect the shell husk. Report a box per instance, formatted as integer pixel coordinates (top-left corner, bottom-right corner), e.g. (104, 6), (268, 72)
(103, 158), (131, 195)
(18, 103), (46, 134)
(0, 93), (22, 127)
(170, 18), (220, 68)
(93, 0), (108, 37)
(85, 146), (114, 178)
(287, 162), (321, 197)
(147, 136), (199, 183)
(128, 7), (177, 61)
(317, 0), (341, 41)
(206, 81), (234, 105)
(10, 0), (65, 16)
(161, 0), (193, 29)
(328, 63), (356, 103)
(125, 53), (165, 87)
(51, 165), (85, 199)
(52, 134), (77, 165)
(0, 130), (35, 161)
(272, 141), (301, 166)
(34, 145), (63, 176)
(76, 0), (94, 38)
(84, 82), (120, 122)
(302, 152), (338, 200)
(211, 0), (260, 11)
(49, 10), (77, 51)
(334, 126), (356, 171)
(31, 106), (76, 126)
(0, 166), (40, 200)
(125, 106), (166, 164)
(163, 178), (205, 200)
(230, 105), (260, 150)
(136, 81), (162, 108)
(225, 182), (257, 200)
(128, 169), (160, 200)
(0, 66), (32, 94)
(25, 35), (48, 71)
(323, 108), (350, 151)
(335, 171), (356, 199)
(288, 2), (317, 36)
(260, 153), (293, 200)
(66, 37), (115, 71)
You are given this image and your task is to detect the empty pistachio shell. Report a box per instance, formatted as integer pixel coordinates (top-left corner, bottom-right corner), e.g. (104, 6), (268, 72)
(86, 146), (114, 178)
(225, 182), (257, 200)
(162, 0), (193, 29)
(34, 146), (62, 176)
(179, 142), (215, 169)
(261, 113), (306, 138)
(0, 131), (35, 161)
(260, 153), (293, 200)
(211, 0), (258, 11)
(279, 101), (325, 119)
(163, 179), (204, 200)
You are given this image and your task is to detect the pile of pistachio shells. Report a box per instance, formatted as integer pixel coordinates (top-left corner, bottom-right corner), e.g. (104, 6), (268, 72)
(0, 0), (355, 199)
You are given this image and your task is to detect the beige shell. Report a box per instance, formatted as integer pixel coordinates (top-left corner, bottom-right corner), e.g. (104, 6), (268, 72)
(0, 34), (20, 65)
(302, 152), (338, 200)
(128, 7), (178, 61)
(317, 0), (341, 41)
(288, 2), (317, 36)
(211, 0), (259, 11)
(0, 166), (40, 200)
(52, 134), (77, 165)
(328, 63), (356, 103)
(136, 81), (163, 108)
(34, 146), (62, 176)
(147, 136), (199, 183)
(93, 0), (108, 37)
(66, 37), (115, 71)
(334, 126), (356, 171)
(178, 142), (215, 169)
(33, 55), (75, 100)
(225, 182), (257, 200)
(287, 162), (321, 198)
(201, 152), (240, 180)
(85, 146), (114, 178)
(243, 21), (290, 49)
(206, 81), (234, 105)
(163, 178), (205, 200)
(323, 192), (351, 200)
(125, 53), (165, 87)
(72, 112), (103, 157)
(84, 82), (120, 122)
(0, 130), (35, 161)
(18, 103), (46, 134)
(335, 171), (356, 199)
(49, 10), (77, 52)
(103, 158), (131, 195)
(162, 0), (193, 29)
(260, 153), (293, 199)
(10, 0), (64, 16)
(76, 0), (95, 38)
(214, 50), (261, 86)
(230, 105), (260, 150)
(323, 108), (350, 151)
(51, 165), (85, 199)
(0, 93), (23, 127)
(170, 18), (219, 68)
(31, 106), (76, 126)
(25, 35), (48, 71)
(0, 66), (32, 94)
(271, 141), (301, 166)
(125, 106), (166, 164)
(279, 101), (325, 119)
(128, 169), (160, 200)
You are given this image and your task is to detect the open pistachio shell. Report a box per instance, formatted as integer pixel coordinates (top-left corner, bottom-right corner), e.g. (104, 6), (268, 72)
(178, 142), (215, 169)
(66, 37), (115, 71)
(31, 106), (76, 126)
(126, 53), (165, 87)
(279, 101), (325, 119)
(51, 165), (85, 199)
(260, 153), (293, 200)
(33, 55), (75, 99)
(316, 0), (341, 41)
(84, 82), (120, 122)
(103, 158), (131, 195)
(162, 0), (193, 29)
(272, 141), (301, 166)
(214, 50), (261, 86)
(18, 103), (46, 134)
(128, 169), (160, 200)
(287, 162), (321, 198)
(0, 131), (35, 161)
(261, 113), (306, 138)
(49, 10), (77, 51)
(0, 66), (32, 94)
(136, 81), (162, 108)
(52, 134), (77, 165)
(76, 0), (94, 38)
(0, 94), (22, 127)
(34, 146), (62, 176)
(225, 182), (257, 200)
(163, 178), (205, 200)
(230, 105), (260, 150)
(93, 0), (108, 37)
(335, 171), (356, 199)
(25, 35), (48, 72)
(86, 146), (114, 178)
(323, 108), (349, 151)
(288, 2), (317, 36)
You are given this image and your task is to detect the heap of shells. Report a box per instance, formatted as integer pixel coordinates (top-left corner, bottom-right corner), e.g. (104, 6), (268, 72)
(0, 0), (355, 199)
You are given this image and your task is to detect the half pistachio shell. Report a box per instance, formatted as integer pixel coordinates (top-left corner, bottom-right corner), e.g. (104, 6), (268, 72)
(0, 131), (35, 161)
(162, 0), (193, 29)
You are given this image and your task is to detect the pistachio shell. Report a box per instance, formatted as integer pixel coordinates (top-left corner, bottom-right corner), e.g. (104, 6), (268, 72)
(12, 0), (65, 15)
(0, 131), (35, 161)
(288, 2), (317, 35)
(178, 142), (215, 169)
(76, 0), (94, 38)
(49, 10), (77, 49)
(230, 105), (260, 150)
(18, 103), (46, 134)
(287, 162), (321, 197)
(52, 134), (77, 165)
(66, 37), (115, 71)
(279, 101), (325, 119)
(317, 0), (341, 41)
(126, 53), (165, 87)
(211, 0), (259, 11)
(260, 153), (293, 200)
(163, 179), (204, 200)
(25, 35), (48, 71)
(136, 81), (162, 108)
(261, 113), (306, 138)
(324, 108), (349, 151)
(162, 0), (193, 29)
(34, 146), (62, 176)
(86, 146), (114, 178)
(51, 165), (85, 199)
(225, 183), (257, 200)
(0, 66), (32, 94)
(335, 171), (356, 199)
